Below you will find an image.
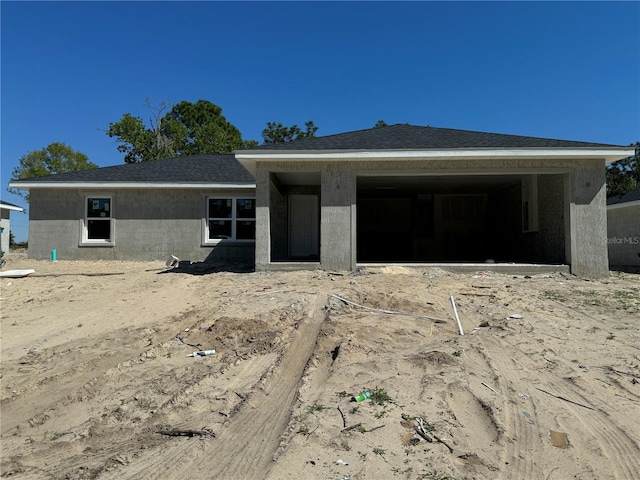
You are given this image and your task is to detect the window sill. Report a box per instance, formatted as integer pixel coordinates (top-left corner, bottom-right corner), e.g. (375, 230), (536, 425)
(79, 240), (115, 247)
(202, 239), (255, 247)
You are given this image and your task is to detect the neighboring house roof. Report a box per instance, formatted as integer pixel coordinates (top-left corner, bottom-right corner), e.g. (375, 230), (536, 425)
(0, 201), (24, 212)
(607, 189), (640, 208)
(9, 155), (255, 189)
(250, 124), (626, 151)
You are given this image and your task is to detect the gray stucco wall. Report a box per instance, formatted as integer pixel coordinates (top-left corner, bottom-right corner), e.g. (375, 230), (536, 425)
(269, 175), (288, 261)
(607, 203), (640, 267)
(565, 163), (609, 277)
(255, 157), (609, 277)
(320, 166), (356, 271)
(28, 188), (255, 264)
(537, 174), (566, 263)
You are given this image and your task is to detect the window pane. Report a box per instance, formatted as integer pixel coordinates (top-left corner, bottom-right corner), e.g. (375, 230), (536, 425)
(236, 220), (255, 240)
(88, 198), (111, 218)
(88, 219), (111, 240)
(236, 199), (255, 219)
(209, 220), (232, 239)
(209, 199), (232, 218)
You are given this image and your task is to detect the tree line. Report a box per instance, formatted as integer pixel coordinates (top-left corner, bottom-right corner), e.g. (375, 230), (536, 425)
(9, 99), (323, 201)
(8, 99), (639, 200)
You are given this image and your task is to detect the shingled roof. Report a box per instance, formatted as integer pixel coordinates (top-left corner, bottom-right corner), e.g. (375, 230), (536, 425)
(607, 188), (640, 206)
(11, 155), (254, 185)
(251, 124), (625, 151)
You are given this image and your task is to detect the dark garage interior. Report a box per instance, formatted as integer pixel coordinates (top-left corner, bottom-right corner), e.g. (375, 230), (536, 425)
(356, 174), (565, 264)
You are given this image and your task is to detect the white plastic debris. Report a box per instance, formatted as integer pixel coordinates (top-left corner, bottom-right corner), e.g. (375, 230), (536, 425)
(335, 459), (349, 466)
(508, 314), (524, 319)
(187, 349), (216, 357)
(165, 255), (180, 268)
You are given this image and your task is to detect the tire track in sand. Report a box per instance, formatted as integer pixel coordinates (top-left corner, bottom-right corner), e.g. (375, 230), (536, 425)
(196, 293), (327, 479)
(105, 293), (328, 480)
(477, 333), (640, 480)
(542, 377), (640, 479)
(474, 335), (543, 480)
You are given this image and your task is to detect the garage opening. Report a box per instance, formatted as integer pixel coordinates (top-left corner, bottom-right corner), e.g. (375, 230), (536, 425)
(357, 174), (565, 264)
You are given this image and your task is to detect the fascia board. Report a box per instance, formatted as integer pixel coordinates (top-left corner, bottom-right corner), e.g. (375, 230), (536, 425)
(8, 182), (256, 190)
(236, 148), (634, 162)
(236, 148), (635, 176)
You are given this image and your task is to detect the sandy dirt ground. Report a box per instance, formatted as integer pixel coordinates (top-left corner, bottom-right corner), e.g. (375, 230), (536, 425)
(1, 250), (640, 480)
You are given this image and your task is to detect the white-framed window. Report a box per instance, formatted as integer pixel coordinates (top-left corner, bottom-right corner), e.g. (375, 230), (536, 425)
(205, 197), (255, 242)
(81, 196), (114, 245)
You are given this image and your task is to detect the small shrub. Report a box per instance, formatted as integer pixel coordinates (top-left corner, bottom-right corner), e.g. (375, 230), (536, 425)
(373, 447), (386, 457)
(370, 387), (393, 406)
(306, 402), (329, 414)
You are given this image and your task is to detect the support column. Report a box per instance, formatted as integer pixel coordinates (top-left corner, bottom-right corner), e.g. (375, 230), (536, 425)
(320, 167), (355, 271)
(254, 165), (271, 271)
(565, 163), (609, 278)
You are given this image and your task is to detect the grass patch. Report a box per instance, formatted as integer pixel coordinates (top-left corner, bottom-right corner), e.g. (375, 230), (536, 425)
(370, 387), (394, 406)
(373, 447), (386, 457)
(374, 409), (387, 419)
(612, 290), (640, 312)
(542, 290), (565, 302)
(393, 467), (414, 475)
(306, 402), (329, 414)
(419, 472), (456, 480)
(297, 401), (329, 422)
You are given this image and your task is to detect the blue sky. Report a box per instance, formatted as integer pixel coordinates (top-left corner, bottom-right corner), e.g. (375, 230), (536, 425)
(2, 1), (639, 241)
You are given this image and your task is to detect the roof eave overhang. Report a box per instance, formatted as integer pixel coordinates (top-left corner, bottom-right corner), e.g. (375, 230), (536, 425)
(7, 182), (256, 190)
(607, 199), (640, 210)
(235, 148), (635, 176)
(0, 204), (24, 212)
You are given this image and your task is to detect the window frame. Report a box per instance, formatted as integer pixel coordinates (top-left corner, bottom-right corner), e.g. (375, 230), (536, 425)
(203, 196), (256, 244)
(80, 195), (115, 247)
